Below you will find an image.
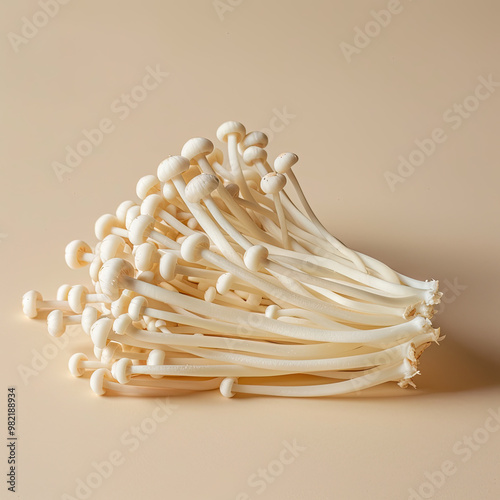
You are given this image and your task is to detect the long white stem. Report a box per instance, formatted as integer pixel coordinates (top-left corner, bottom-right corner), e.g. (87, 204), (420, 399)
(120, 275), (435, 345)
(223, 359), (417, 398)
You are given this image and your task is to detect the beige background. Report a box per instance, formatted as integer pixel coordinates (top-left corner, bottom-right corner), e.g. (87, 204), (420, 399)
(1, 1), (499, 499)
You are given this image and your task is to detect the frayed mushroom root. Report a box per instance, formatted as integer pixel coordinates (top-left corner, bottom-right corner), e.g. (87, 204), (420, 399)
(22, 121), (442, 398)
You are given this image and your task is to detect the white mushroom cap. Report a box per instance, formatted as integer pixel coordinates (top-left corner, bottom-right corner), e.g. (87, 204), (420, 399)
(128, 296), (147, 321)
(116, 200), (136, 224)
(181, 138), (214, 163)
(65, 240), (92, 269)
(243, 146), (267, 165)
(95, 214), (120, 240)
(216, 121), (246, 143)
(98, 258), (135, 300)
(204, 287), (216, 303)
(90, 317), (113, 349)
(89, 255), (103, 283)
(69, 353), (88, 377)
(274, 152), (298, 174)
(216, 273), (235, 295)
(113, 313), (134, 335)
(260, 172), (287, 195)
(162, 181), (177, 201)
(112, 358), (132, 384)
(90, 368), (111, 396)
(134, 242), (159, 272)
(159, 251), (177, 281)
(136, 175), (160, 200)
(220, 377), (237, 398)
(184, 174), (220, 203)
(101, 341), (122, 363)
(180, 233), (210, 262)
(68, 284), (89, 313)
(22, 290), (42, 319)
(125, 205), (141, 230)
(110, 291), (133, 318)
(129, 215), (155, 245)
(244, 245), (269, 272)
(47, 309), (66, 337)
(81, 306), (99, 334)
(238, 131), (268, 154)
(157, 155), (190, 182)
(56, 284), (72, 301)
(100, 235), (127, 262)
(140, 194), (165, 218)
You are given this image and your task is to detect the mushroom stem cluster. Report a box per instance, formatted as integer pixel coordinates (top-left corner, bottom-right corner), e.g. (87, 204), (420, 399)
(22, 121), (442, 398)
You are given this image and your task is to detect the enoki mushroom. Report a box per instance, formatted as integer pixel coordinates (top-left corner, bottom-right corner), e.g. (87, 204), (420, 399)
(22, 121), (443, 398)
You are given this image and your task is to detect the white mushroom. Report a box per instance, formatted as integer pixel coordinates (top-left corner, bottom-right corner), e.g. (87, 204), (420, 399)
(21, 120), (442, 398)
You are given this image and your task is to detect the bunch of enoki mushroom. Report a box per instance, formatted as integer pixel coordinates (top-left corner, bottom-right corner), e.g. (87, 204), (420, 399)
(22, 121), (442, 398)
